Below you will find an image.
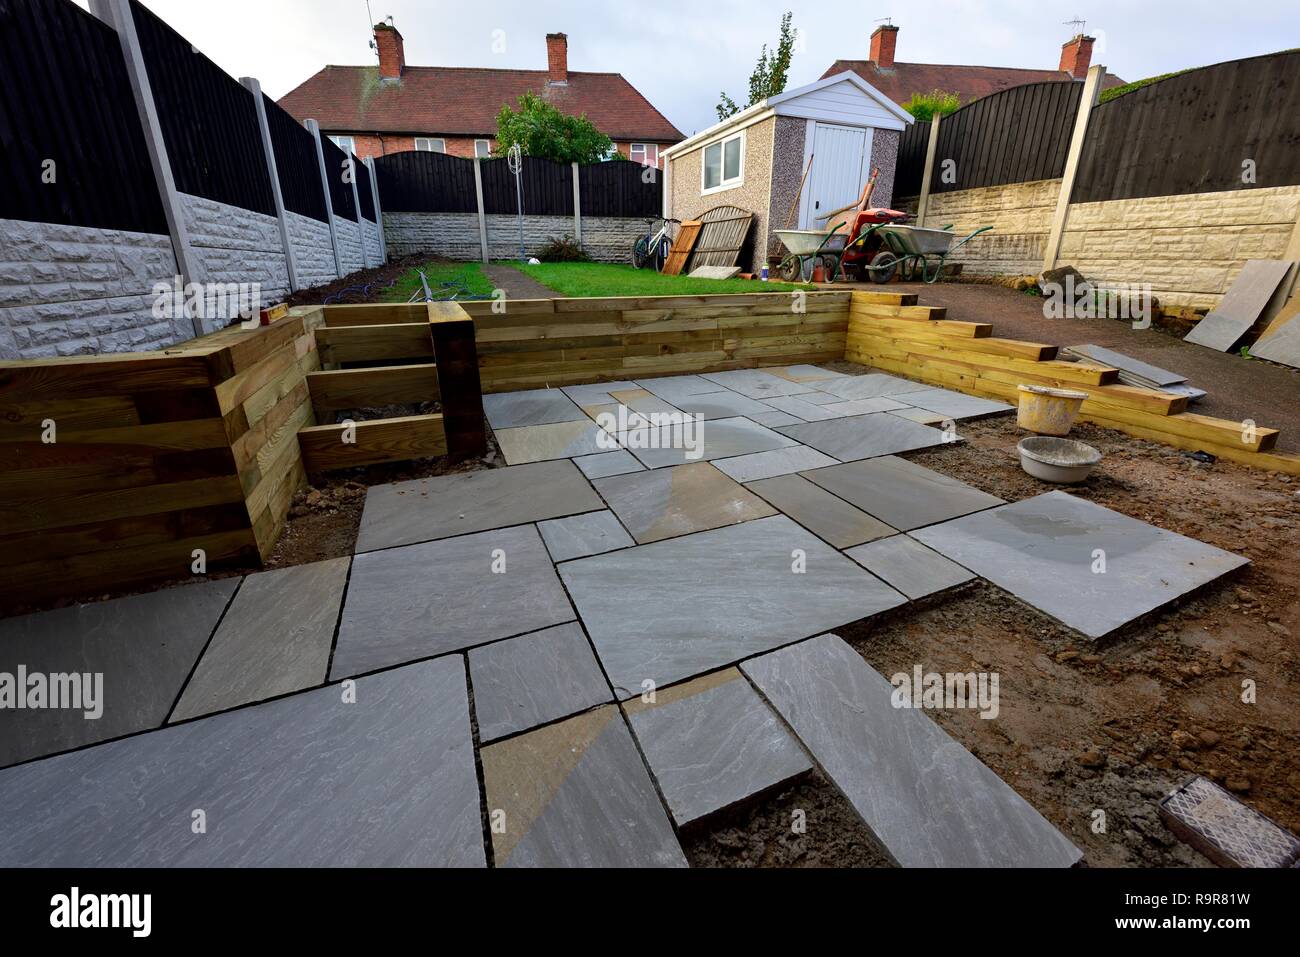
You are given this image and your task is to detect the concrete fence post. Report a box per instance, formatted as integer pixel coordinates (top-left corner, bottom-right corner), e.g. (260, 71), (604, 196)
(306, 119), (345, 280)
(1042, 63), (1106, 274)
(91, 0), (203, 338)
(365, 156), (387, 264)
(473, 158), (489, 263)
(915, 114), (942, 228)
(240, 77), (300, 293)
(571, 161), (582, 247)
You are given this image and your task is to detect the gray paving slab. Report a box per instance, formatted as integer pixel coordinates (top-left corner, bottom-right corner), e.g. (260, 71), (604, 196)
(580, 403), (654, 433)
(1250, 303), (1300, 370)
(495, 420), (610, 465)
(607, 388), (684, 418)
(332, 524), (574, 678)
(559, 515), (907, 697)
(912, 491), (1249, 639)
(769, 364), (848, 383)
(845, 535), (975, 599)
(815, 372), (929, 400)
(573, 449), (645, 479)
(777, 413), (952, 461)
(625, 415), (798, 469)
(625, 669), (812, 826)
(1185, 259), (1296, 351)
(634, 374), (731, 403)
(711, 444), (839, 483)
(803, 455), (1004, 531)
(761, 395), (845, 421)
(561, 380), (642, 405)
(356, 460), (604, 552)
(172, 558), (350, 722)
(742, 634), (1084, 867)
(1067, 344), (1186, 387)
(538, 510), (635, 561)
(482, 388), (587, 429)
(819, 397), (911, 417)
(0, 658), (485, 867)
(746, 474), (896, 548)
(482, 705), (687, 867)
(0, 578), (238, 770)
(888, 406), (948, 425)
(468, 622), (613, 743)
(688, 265), (741, 279)
(748, 409), (804, 427)
(674, 391), (779, 420)
(594, 462), (776, 544)
(777, 389), (844, 405)
(699, 368), (819, 399)
(890, 387), (1014, 420)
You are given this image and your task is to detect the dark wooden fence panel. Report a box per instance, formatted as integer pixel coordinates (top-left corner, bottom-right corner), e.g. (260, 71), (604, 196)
(130, 0), (274, 216)
(892, 119), (930, 199)
(578, 161), (661, 217)
(354, 157), (376, 220)
(263, 95), (327, 223)
(0, 0), (166, 234)
(317, 135), (357, 220)
(480, 157), (573, 215)
(1073, 51), (1300, 204)
(374, 151), (477, 213)
(932, 80), (1081, 194)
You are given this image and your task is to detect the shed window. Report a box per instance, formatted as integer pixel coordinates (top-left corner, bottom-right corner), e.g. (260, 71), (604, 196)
(702, 131), (743, 193)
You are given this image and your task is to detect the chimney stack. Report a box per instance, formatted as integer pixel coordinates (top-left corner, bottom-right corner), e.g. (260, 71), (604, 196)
(546, 33), (568, 85)
(869, 24), (898, 69)
(374, 22), (405, 80)
(1059, 34), (1094, 79)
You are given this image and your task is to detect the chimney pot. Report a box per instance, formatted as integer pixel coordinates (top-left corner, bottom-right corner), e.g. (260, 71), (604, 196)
(546, 32), (568, 85)
(374, 22), (405, 80)
(870, 24), (898, 70)
(1059, 34), (1095, 79)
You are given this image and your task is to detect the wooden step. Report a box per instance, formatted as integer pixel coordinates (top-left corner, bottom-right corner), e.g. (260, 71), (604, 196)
(298, 414), (447, 473)
(307, 364), (441, 420)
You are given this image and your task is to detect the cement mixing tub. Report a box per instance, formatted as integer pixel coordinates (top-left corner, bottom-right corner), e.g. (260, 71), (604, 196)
(1017, 384), (1088, 435)
(1017, 436), (1102, 484)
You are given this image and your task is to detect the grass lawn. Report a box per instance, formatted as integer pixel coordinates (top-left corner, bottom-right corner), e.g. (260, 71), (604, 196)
(381, 260), (496, 302)
(506, 261), (805, 297)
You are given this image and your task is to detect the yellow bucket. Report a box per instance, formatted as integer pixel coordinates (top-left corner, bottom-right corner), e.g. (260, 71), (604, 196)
(1017, 384), (1088, 436)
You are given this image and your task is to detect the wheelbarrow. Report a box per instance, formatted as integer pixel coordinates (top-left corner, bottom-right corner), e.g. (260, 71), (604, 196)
(866, 224), (993, 284)
(773, 222), (848, 282)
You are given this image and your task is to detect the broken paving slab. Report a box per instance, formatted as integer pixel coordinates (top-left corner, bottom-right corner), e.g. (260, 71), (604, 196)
(777, 413), (953, 462)
(845, 535), (974, 599)
(594, 462), (776, 544)
(0, 658), (485, 867)
(814, 372), (929, 400)
(537, 509), (634, 561)
(355, 459), (604, 553)
(172, 558), (350, 722)
(625, 415), (798, 469)
(711, 444), (839, 483)
(624, 668), (812, 827)
(332, 524), (574, 679)
(573, 449), (644, 479)
(889, 387), (1014, 420)
(699, 368), (820, 399)
(804, 455), (1003, 531)
(746, 473), (896, 549)
(912, 490), (1249, 639)
(0, 577), (238, 769)
(742, 634), (1084, 867)
(559, 515), (906, 697)
(1159, 775), (1300, 868)
(468, 622), (613, 743)
(482, 387), (588, 429)
(494, 419), (610, 465)
(481, 705), (687, 867)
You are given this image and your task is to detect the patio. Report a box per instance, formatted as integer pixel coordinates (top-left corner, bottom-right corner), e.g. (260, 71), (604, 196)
(0, 364), (1250, 868)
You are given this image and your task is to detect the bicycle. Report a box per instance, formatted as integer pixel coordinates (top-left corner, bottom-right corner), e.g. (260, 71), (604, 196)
(632, 217), (680, 271)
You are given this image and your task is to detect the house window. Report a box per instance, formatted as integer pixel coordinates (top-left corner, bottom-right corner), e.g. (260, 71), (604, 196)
(329, 134), (355, 153)
(474, 139), (492, 158)
(702, 131), (743, 193)
(630, 143), (659, 167)
(415, 137), (446, 153)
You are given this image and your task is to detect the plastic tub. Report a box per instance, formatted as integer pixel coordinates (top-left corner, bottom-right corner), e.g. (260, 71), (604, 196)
(1017, 436), (1102, 483)
(1017, 384), (1089, 436)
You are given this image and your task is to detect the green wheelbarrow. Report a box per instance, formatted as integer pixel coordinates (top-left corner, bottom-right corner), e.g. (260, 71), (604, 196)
(866, 224), (993, 284)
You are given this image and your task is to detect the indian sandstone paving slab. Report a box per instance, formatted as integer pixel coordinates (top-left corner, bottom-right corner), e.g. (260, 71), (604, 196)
(559, 515), (907, 697)
(593, 462), (776, 544)
(777, 413), (953, 461)
(673, 391), (779, 420)
(912, 491), (1250, 639)
(468, 622), (613, 743)
(845, 535), (975, 599)
(482, 387), (588, 429)
(748, 409), (804, 428)
(742, 634), (1084, 868)
(888, 407), (948, 425)
(332, 524), (574, 679)
(635, 374), (735, 403)
(699, 368), (820, 399)
(769, 364), (848, 383)
(481, 705), (687, 868)
(711, 444), (839, 483)
(0, 658), (485, 867)
(573, 449), (645, 479)
(0, 578), (238, 769)
(760, 395), (846, 421)
(171, 558), (350, 722)
(890, 387), (1015, 420)
(494, 419), (609, 465)
(581, 403), (654, 433)
(624, 668), (812, 827)
(804, 455), (1004, 531)
(819, 397), (911, 417)
(355, 459), (604, 553)
(746, 474), (896, 549)
(537, 510), (635, 561)
(815, 372), (929, 400)
(625, 415), (798, 469)
(561, 380), (643, 406)
(607, 388), (683, 418)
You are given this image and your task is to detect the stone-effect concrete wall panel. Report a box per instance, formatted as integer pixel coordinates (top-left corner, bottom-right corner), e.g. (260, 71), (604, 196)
(333, 216), (365, 276)
(383, 212), (646, 264)
(922, 178), (1061, 277)
(361, 218), (383, 266)
(181, 194), (291, 327)
(384, 212), (483, 261)
(286, 211), (338, 290)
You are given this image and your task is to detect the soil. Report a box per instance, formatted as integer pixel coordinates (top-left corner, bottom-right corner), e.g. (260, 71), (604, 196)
(282, 253), (438, 307)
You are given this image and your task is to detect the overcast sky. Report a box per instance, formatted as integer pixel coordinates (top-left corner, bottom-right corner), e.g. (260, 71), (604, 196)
(77, 0), (1297, 136)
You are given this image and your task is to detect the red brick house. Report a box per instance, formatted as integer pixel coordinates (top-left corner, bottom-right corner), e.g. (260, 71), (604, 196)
(278, 24), (683, 167)
(823, 25), (1125, 104)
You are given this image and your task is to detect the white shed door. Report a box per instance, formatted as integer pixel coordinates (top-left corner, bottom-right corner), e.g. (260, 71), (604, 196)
(805, 123), (871, 228)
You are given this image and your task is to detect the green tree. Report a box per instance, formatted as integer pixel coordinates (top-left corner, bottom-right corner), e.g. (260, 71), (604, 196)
(495, 92), (613, 164)
(716, 12), (797, 121)
(901, 90), (961, 121)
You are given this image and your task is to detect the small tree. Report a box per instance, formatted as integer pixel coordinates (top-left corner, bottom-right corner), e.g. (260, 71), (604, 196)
(902, 90), (961, 122)
(495, 92), (613, 164)
(717, 13), (797, 121)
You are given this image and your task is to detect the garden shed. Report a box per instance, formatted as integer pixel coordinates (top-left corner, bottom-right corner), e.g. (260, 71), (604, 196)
(663, 72), (913, 274)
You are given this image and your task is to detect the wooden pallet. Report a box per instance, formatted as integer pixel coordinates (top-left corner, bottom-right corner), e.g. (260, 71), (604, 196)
(662, 220), (701, 276)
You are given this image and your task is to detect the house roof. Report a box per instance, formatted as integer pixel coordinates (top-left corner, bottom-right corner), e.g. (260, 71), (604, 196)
(277, 65), (685, 142)
(821, 60), (1126, 105)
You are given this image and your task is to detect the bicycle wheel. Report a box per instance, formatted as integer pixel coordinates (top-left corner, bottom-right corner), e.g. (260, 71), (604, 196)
(867, 250), (898, 284)
(632, 236), (652, 269)
(654, 236), (671, 273)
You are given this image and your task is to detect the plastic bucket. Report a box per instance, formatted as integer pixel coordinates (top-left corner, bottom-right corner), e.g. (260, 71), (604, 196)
(1017, 384), (1088, 436)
